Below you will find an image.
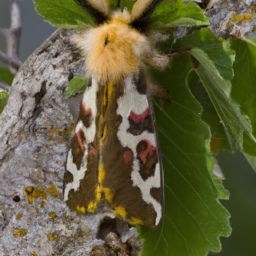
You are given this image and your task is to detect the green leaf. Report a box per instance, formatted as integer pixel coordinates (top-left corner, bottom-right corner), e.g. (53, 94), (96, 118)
(138, 54), (231, 256)
(33, 0), (96, 29)
(229, 38), (256, 170)
(230, 39), (256, 146)
(64, 76), (89, 99)
(243, 153), (256, 175)
(174, 28), (235, 81)
(0, 91), (9, 114)
(0, 68), (15, 86)
(211, 164), (229, 200)
(108, 0), (117, 9)
(149, 0), (210, 28)
(191, 48), (253, 152)
(188, 70), (231, 153)
(117, 0), (134, 12)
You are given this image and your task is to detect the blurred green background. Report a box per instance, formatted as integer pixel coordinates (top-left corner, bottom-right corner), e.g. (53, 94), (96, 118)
(1, 1), (256, 255)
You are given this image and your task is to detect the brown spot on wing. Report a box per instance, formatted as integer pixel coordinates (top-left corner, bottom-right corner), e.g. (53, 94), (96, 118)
(133, 72), (147, 95)
(150, 187), (162, 204)
(71, 130), (85, 170)
(137, 140), (158, 181)
(78, 102), (92, 128)
(63, 171), (73, 185)
(127, 115), (153, 135)
(77, 79), (93, 128)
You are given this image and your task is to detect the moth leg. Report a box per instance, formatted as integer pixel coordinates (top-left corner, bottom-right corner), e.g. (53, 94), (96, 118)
(145, 46), (193, 70)
(148, 83), (171, 102)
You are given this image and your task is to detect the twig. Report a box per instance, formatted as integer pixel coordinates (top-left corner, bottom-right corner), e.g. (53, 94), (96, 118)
(0, 28), (8, 37)
(0, 50), (21, 71)
(8, 0), (22, 60)
(0, 0), (22, 73)
(0, 81), (11, 92)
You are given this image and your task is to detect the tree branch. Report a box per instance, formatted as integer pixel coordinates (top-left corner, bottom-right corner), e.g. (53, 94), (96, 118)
(0, 0), (22, 72)
(0, 81), (11, 92)
(0, 50), (21, 71)
(7, 0), (22, 61)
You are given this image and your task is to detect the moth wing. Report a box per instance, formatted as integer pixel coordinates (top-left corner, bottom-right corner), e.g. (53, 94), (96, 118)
(100, 75), (164, 228)
(130, 0), (163, 23)
(63, 79), (100, 214)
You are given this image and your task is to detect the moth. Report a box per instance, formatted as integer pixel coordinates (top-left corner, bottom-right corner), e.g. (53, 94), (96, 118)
(63, 0), (170, 228)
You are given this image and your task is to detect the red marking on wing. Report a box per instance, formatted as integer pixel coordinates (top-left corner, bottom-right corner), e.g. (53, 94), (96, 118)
(81, 101), (92, 115)
(76, 129), (84, 152)
(123, 150), (133, 164)
(129, 108), (150, 124)
(139, 140), (155, 164)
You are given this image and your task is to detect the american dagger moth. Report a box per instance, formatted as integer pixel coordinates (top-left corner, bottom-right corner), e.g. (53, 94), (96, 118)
(63, 0), (170, 228)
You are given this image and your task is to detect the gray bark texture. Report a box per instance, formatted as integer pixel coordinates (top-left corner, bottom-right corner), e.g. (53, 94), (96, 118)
(0, 0), (256, 255)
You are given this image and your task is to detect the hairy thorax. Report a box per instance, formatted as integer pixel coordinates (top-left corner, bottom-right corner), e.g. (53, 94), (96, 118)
(72, 10), (152, 84)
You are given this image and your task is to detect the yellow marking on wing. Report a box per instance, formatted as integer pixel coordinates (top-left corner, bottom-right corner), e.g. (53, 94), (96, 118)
(107, 80), (114, 99)
(103, 80), (114, 112)
(115, 206), (144, 226)
(103, 85), (107, 108)
(129, 217), (144, 226)
(103, 187), (114, 203)
(115, 206), (127, 218)
(96, 184), (102, 201)
(99, 163), (106, 183)
(87, 201), (97, 213)
(101, 123), (108, 142)
(76, 205), (86, 214)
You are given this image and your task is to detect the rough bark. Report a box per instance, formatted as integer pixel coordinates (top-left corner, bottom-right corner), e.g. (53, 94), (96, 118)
(0, 29), (141, 256)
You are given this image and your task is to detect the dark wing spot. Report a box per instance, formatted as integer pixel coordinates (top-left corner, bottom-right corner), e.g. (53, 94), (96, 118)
(137, 140), (158, 181)
(71, 131), (86, 170)
(127, 115), (153, 135)
(150, 187), (162, 204)
(64, 170), (74, 184)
